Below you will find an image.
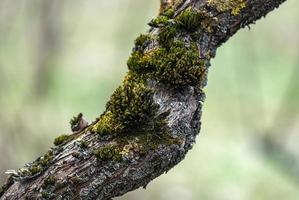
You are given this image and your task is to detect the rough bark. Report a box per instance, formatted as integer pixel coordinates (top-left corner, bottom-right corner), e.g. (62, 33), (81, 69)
(0, 0), (287, 199)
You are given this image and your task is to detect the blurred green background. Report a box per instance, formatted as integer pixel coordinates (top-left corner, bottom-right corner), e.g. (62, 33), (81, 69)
(0, 0), (298, 199)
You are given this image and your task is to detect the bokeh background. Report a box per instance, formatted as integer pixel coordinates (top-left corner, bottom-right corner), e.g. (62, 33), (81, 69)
(0, 0), (298, 199)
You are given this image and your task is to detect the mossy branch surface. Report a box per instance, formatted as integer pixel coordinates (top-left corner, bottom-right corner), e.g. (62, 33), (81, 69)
(0, 0), (287, 199)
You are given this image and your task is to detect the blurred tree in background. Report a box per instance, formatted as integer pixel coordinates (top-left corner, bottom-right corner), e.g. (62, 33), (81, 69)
(0, 0), (298, 199)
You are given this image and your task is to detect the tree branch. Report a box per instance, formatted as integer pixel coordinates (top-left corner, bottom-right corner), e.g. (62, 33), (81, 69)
(0, 0), (287, 199)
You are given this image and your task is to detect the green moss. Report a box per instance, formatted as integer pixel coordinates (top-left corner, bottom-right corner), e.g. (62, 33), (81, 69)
(127, 7), (208, 87)
(53, 134), (71, 146)
(79, 141), (89, 149)
(90, 5), (208, 156)
(90, 6), (206, 149)
(29, 165), (42, 175)
(158, 25), (176, 49)
(40, 176), (58, 199)
(148, 15), (169, 27)
(162, 8), (175, 18)
(41, 191), (50, 198)
(91, 72), (178, 156)
(94, 144), (122, 162)
(92, 111), (123, 135)
(127, 51), (154, 74)
(175, 8), (205, 32)
(128, 40), (205, 86)
(134, 34), (151, 52)
(207, 0), (246, 16)
(42, 176), (57, 189)
(70, 113), (82, 127)
(107, 74), (158, 129)
(93, 72), (159, 137)
(39, 150), (54, 167)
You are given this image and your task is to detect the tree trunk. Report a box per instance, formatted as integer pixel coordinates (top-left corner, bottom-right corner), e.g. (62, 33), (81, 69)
(0, 0), (287, 199)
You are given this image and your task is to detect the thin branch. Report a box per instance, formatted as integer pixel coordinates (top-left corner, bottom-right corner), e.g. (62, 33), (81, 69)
(0, 0), (287, 199)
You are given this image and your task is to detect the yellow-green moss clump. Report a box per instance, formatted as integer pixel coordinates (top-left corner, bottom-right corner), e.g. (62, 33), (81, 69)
(94, 144), (122, 162)
(90, 71), (176, 158)
(174, 8), (205, 32)
(128, 40), (205, 86)
(207, 0), (246, 16)
(79, 141), (89, 149)
(89, 6), (208, 160)
(93, 73), (159, 137)
(40, 176), (59, 199)
(53, 134), (71, 146)
(42, 176), (57, 189)
(70, 113), (82, 127)
(127, 8), (207, 87)
(133, 34), (151, 52)
(148, 15), (170, 27)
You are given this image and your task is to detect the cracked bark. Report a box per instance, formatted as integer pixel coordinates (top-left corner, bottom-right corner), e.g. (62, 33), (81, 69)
(0, 0), (287, 199)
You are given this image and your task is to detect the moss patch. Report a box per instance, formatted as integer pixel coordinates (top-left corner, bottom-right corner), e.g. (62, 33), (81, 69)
(128, 40), (205, 86)
(93, 72), (159, 137)
(175, 8), (204, 32)
(91, 5), (208, 159)
(94, 144), (122, 162)
(158, 25), (176, 48)
(207, 0), (246, 16)
(42, 176), (57, 189)
(53, 134), (71, 146)
(128, 8), (208, 87)
(134, 34), (151, 52)
(79, 141), (89, 149)
(148, 15), (170, 27)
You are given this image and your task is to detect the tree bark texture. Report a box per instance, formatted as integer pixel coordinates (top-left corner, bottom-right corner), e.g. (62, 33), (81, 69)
(0, 0), (287, 199)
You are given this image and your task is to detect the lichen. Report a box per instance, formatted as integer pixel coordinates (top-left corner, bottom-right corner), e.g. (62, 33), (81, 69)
(207, 0), (246, 16)
(120, 141), (144, 157)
